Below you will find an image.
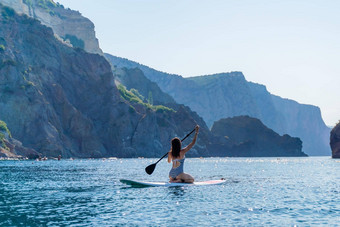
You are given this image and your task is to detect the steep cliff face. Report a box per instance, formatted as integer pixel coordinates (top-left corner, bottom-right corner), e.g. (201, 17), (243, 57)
(330, 122), (340, 158)
(187, 73), (259, 126)
(105, 54), (331, 156)
(0, 5), (219, 158)
(248, 82), (330, 156)
(270, 95), (330, 156)
(0, 5), (119, 157)
(0, 0), (102, 54)
(211, 116), (307, 157)
(247, 82), (286, 133)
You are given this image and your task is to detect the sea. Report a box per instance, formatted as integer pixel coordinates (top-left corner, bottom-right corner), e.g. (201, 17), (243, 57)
(0, 157), (339, 226)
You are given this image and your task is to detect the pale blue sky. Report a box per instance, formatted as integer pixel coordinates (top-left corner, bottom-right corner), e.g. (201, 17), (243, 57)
(56, 0), (340, 126)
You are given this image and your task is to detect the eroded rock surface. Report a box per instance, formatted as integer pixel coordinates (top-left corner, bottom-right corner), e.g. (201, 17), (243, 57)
(0, 0), (102, 54)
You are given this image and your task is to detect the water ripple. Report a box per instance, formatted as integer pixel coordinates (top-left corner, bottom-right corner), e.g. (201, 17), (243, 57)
(0, 157), (339, 226)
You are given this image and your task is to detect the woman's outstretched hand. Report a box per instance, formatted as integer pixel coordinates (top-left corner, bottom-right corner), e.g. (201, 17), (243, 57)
(195, 125), (200, 134)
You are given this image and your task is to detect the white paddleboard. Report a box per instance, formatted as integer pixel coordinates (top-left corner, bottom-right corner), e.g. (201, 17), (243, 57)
(120, 179), (226, 187)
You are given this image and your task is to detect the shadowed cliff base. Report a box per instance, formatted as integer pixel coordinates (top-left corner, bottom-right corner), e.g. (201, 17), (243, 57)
(330, 122), (340, 158)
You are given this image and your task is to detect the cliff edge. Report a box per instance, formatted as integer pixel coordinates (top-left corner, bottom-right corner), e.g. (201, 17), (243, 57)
(0, 0), (102, 54)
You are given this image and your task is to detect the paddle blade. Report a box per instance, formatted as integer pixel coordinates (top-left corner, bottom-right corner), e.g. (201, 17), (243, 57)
(145, 163), (156, 175)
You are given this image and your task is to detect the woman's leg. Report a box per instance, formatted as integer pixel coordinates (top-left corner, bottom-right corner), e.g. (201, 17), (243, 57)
(177, 173), (194, 183)
(169, 176), (182, 183)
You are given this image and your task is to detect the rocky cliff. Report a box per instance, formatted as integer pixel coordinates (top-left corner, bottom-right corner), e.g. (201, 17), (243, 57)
(270, 95), (330, 156)
(105, 54), (331, 156)
(113, 67), (176, 106)
(0, 0), (102, 54)
(0, 120), (40, 159)
(0, 4), (313, 158)
(211, 116), (307, 157)
(330, 122), (340, 158)
(247, 82), (330, 156)
(106, 55), (306, 157)
(0, 5), (222, 158)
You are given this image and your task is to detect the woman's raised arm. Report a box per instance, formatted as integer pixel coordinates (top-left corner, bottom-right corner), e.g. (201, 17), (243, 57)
(182, 125), (199, 154)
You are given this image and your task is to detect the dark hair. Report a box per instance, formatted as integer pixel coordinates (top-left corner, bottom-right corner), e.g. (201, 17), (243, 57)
(171, 137), (181, 158)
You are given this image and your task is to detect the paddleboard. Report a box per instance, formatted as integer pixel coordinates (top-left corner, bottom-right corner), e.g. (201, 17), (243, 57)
(120, 179), (226, 187)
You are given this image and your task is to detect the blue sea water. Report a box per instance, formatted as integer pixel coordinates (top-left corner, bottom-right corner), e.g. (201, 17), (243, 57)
(0, 157), (339, 226)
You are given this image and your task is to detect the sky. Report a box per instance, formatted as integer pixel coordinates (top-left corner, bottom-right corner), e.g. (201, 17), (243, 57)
(56, 0), (340, 127)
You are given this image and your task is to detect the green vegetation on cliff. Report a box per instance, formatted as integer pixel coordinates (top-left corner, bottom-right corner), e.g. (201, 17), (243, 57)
(0, 120), (11, 150)
(37, 0), (57, 8)
(130, 88), (144, 101)
(63, 34), (85, 49)
(117, 84), (174, 113)
(0, 121), (10, 134)
(23, 0), (64, 16)
(0, 133), (5, 149)
(0, 37), (5, 52)
(1, 5), (15, 20)
(24, 0), (57, 9)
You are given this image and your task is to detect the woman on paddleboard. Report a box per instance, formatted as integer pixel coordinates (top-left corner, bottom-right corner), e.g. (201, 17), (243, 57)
(168, 125), (199, 183)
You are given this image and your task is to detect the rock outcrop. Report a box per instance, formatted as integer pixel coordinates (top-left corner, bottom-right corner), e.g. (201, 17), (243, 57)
(330, 122), (340, 158)
(0, 120), (40, 159)
(1, 137), (41, 159)
(211, 116), (307, 157)
(0, 0), (102, 54)
(105, 54), (331, 156)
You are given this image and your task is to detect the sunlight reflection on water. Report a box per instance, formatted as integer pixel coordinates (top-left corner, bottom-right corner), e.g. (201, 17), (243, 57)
(0, 157), (339, 226)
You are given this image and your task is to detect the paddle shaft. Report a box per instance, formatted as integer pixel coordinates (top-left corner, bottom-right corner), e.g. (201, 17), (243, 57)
(154, 128), (196, 165)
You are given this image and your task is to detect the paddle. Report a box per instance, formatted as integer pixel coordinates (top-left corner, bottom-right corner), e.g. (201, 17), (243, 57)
(145, 128), (196, 175)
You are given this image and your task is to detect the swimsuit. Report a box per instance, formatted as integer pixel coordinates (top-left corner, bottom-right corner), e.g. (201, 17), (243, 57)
(169, 157), (185, 179)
